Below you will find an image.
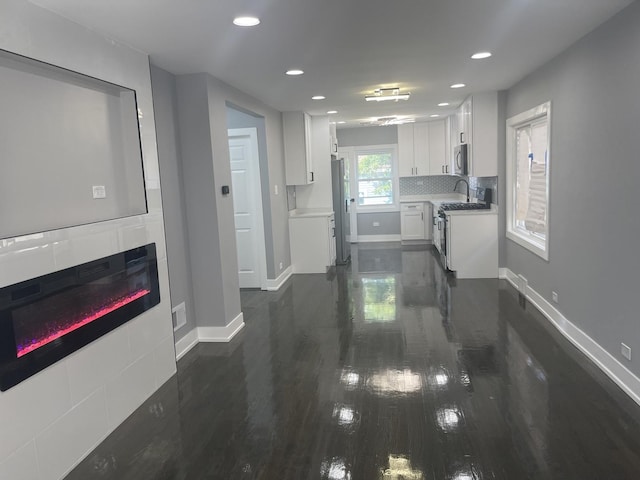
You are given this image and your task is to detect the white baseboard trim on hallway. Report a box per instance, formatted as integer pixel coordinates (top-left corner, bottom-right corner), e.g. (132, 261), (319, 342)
(264, 266), (292, 291)
(501, 267), (640, 406)
(356, 234), (401, 243)
(198, 312), (245, 342)
(174, 312), (245, 360)
(175, 328), (199, 360)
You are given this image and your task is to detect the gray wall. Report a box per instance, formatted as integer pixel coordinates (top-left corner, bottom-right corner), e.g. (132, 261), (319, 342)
(502, 2), (640, 375)
(337, 125), (397, 146)
(226, 105), (276, 278)
(150, 65), (197, 338)
(152, 68), (290, 334)
(357, 212), (401, 236)
(175, 74), (232, 328)
(0, 50), (147, 239)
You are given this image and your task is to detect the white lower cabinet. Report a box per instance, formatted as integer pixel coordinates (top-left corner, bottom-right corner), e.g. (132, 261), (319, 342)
(401, 203), (426, 241)
(445, 212), (498, 278)
(289, 212), (336, 273)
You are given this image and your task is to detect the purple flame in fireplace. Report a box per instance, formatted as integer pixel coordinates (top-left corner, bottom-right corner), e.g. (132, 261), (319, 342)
(12, 266), (152, 358)
(14, 288), (150, 358)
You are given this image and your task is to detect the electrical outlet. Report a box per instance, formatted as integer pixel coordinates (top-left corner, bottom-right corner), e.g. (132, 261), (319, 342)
(373, 222), (380, 227)
(621, 343), (632, 361)
(552, 291), (559, 303)
(274, 184), (279, 195)
(92, 185), (106, 199)
(279, 262), (283, 270)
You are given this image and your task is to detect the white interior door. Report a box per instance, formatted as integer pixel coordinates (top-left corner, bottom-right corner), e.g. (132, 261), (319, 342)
(228, 128), (266, 289)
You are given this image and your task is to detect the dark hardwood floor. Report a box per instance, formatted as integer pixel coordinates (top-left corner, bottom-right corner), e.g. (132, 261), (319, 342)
(65, 243), (640, 479)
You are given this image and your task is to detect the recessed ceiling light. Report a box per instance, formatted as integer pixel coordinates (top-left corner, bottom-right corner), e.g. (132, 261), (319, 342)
(471, 51), (492, 59)
(327, 110), (338, 114)
(338, 121), (346, 124)
(312, 95), (326, 100)
(286, 69), (304, 76)
(233, 16), (260, 27)
(438, 102), (450, 107)
(430, 114), (440, 118)
(450, 83), (466, 89)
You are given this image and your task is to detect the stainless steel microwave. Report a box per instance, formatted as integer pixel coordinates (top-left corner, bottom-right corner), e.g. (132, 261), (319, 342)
(454, 144), (468, 175)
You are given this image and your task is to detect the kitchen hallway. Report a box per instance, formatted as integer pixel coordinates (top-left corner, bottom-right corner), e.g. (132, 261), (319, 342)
(65, 243), (640, 479)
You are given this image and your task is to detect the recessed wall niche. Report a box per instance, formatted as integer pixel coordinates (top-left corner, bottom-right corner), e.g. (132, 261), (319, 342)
(0, 48), (148, 239)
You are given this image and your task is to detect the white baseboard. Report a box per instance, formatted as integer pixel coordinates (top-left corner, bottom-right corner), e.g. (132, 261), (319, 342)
(175, 328), (199, 360)
(264, 265), (292, 291)
(356, 234), (401, 243)
(501, 267), (640, 406)
(174, 312), (245, 360)
(198, 312), (245, 342)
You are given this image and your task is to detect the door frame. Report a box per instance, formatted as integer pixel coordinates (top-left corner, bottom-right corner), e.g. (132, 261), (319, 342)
(228, 127), (268, 290)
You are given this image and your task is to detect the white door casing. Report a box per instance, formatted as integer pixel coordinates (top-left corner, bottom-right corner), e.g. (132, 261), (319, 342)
(228, 128), (267, 289)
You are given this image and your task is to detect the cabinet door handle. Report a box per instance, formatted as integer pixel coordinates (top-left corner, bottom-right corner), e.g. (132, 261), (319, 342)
(415, 167), (418, 175)
(445, 165), (449, 174)
(421, 212), (423, 220)
(332, 227), (335, 238)
(311, 171), (314, 182)
(441, 165), (444, 173)
(433, 217), (437, 226)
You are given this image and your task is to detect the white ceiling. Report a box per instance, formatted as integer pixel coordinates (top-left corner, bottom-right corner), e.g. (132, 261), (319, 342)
(30, 0), (633, 126)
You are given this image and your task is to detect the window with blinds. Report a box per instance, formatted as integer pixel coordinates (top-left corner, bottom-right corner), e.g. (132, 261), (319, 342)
(506, 102), (551, 260)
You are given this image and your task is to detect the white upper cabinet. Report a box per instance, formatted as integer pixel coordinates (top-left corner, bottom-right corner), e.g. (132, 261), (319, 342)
(398, 120), (448, 177)
(283, 111), (314, 185)
(398, 123), (416, 177)
(454, 92), (498, 177)
(427, 120), (449, 175)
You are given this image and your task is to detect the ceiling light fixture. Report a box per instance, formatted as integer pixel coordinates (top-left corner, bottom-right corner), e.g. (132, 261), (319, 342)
(365, 88), (410, 102)
(438, 102), (450, 107)
(286, 69), (304, 76)
(471, 51), (492, 59)
(327, 110), (338, 114)
(233, 16), (260, 27)
(450, 83), (466, 89)
(312, 95), (326, 100)
(430, 114), (440, 118)
(338, 121), (346, 124)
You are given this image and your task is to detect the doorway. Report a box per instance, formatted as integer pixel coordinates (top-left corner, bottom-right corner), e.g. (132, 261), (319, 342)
(228, 127), (267, 289)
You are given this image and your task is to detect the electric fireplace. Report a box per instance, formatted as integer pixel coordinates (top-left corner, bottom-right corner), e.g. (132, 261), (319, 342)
(0, 243), (160, 391)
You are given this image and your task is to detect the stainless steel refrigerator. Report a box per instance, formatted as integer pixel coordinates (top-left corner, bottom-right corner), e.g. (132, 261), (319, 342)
(331, 157), (351, 264)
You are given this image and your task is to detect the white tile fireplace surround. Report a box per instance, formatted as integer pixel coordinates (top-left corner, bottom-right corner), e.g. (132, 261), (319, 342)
(0, 2), (176, 479)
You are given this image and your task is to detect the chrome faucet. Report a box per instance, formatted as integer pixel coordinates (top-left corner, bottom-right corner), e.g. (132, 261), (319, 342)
(454, 178), (470, 202)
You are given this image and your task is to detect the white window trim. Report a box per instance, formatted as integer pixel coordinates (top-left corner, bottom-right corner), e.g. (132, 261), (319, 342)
(506, 101), (551, 261)
(353, 144), (399, 212)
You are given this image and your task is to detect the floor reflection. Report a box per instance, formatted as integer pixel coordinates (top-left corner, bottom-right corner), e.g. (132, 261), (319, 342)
(65, 242), (640, 480)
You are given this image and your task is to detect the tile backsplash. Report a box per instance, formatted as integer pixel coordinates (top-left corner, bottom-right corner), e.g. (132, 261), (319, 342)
(399, 176), (460, 195)
(400, 175), (498, 204)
